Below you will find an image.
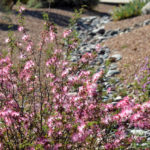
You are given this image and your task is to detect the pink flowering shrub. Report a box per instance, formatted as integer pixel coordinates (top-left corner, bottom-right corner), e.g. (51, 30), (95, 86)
(0, 6), (149, 150)
(101, 96), (150, 149)
(0, 6), (107, 149)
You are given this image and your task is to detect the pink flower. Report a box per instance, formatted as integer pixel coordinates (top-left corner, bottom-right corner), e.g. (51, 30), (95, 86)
(5, 38), (10, 43)
(46, 57), (57, 66)
(0, 143), (3, 149)
(80, 57), (88, 63)
(18, 26), (24, 32)
(141, 100), (150, 110)
(49, 29), (56, 41)
(46, 73), (55, 79)
(22, 34), (29, 41)
(24, 60), (35, 70)
(26, 43), (32, 52)
(86, 82), (97, 97)
(96, 44), (101, 52)
(53, 143), (62, 150)
(118, 108), (133, 121)
(54, 49), (62, 54)
(72, 133), (80, 142)
(116, 96), (131, 109)
(78, 122), (85, 133)
(19, 53), (26, 59)
(107, 87), (111, 93)
(63, 29), (71, 38)
(101, 115), (112, 124)
(130, 112), (141, 122)
(104, 103), (114, 112)
(0, 93), (5, 100)
(19, 6), (26, 13)
(105, 143), (113, 150)
(92, 70), (103, 82)
(61, 68), (71, 77)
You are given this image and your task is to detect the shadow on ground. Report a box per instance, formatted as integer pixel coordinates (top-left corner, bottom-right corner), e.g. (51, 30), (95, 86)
(0, 23), (18, 31)
(21, 9), (71, 27)
(12, 7), (110, 27)
(85, 9), (110, 17)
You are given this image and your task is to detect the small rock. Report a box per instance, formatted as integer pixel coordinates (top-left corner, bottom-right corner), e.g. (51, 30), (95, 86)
(103, 53), (109, 59)
(98, 49), (105, 55)
(122, 28), (131, 32)
(142, 2), (150, 15)
(109, 63), (118, 70)
(141, 143), (149, 147)
(106, 70), (120, 77)
(133, 23), (141, 28)
(70, 56), (78, 62)
(114, 96), (122, 101)
(109, 54), (122, 62)
(130, 129), (149, 136)
(143, 19), (150, 26)
(147, 137), (150, 141)
(102, 96), (109, 102)
(95, 57), (104, 65)
(91, 26), (105, 35)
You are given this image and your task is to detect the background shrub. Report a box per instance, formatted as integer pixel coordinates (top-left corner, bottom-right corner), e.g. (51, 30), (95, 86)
(26, 0), (99, 8)
(112, 0), (149, 21)
(51, 0), (99, 8)
(0, 0), (99, 9)
(0, 0), (15, 11)
(27, 0), (44, 8)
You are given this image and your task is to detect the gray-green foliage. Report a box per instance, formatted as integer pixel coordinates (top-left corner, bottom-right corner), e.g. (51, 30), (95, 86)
(27, 0), (53, 8)
(0, 0), (15, 11)
(27, 0), (43, 8)
(112, 0), (150, 21)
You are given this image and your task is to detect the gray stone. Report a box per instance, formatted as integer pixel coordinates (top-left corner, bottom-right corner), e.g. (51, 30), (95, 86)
(98, 49), (105, 55)
(80, 16), (97, 22)
(106, 70), (120, 77)
(91, 18), (101, 27)
(147, 137), (150, 141)
(102, 96), (109, 102)
(110, 54), (122, 61)
(143, 19), (150, 26)
(141, 143), (149, 147)
(96, 57), (104, 65)
(103, 53), (109, 59)
(114, 96), (122, 101)
(133, 23), (141, 28)
(105, 30), (119, 37)
(130, 129), (150, 136)
(91, 26), (105, 35)
(122, 28), (131, 32)
(97, 36), (108, 42)
(109, 63), (118, 70)
(142, 2), (150, 15)
(70, 56), (78, 62)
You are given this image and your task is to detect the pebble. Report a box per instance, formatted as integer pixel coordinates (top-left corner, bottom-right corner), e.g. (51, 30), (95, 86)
(106, 70), (120, 77)
(110, 54), (122, 61)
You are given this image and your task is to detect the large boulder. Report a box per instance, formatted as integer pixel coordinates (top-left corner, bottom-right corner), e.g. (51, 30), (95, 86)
(142, 2), (150, 15)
